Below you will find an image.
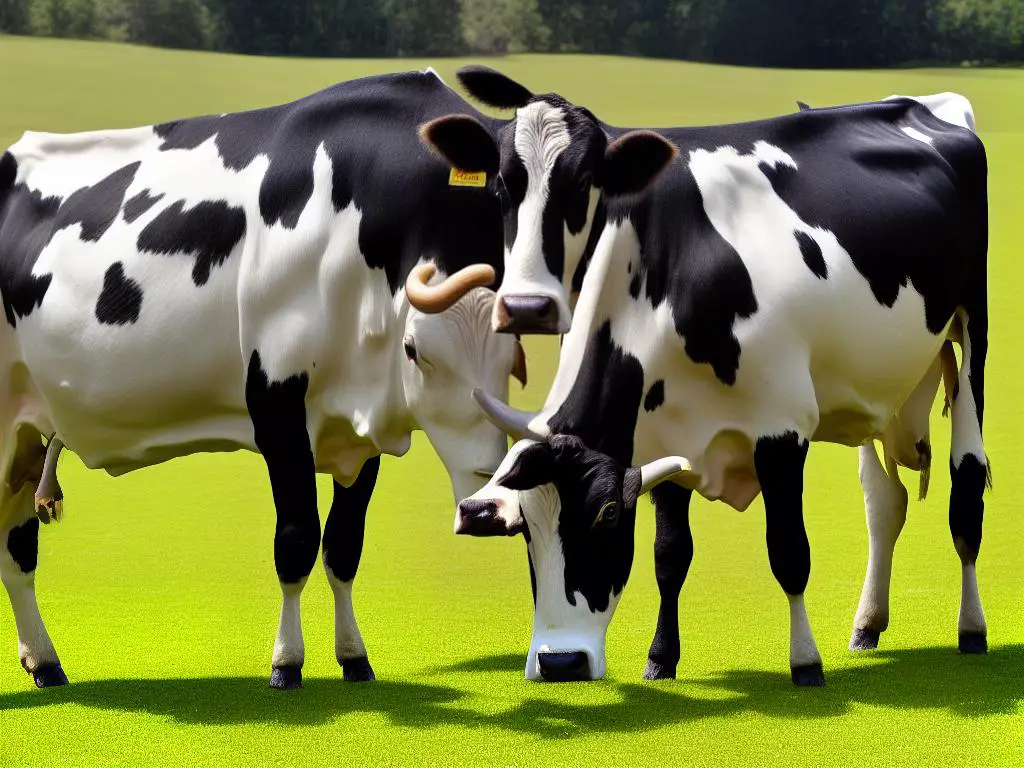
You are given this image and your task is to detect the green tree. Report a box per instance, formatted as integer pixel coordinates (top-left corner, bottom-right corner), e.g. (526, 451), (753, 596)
(506, 0), (550, 51)
(461, 0), (508, 53)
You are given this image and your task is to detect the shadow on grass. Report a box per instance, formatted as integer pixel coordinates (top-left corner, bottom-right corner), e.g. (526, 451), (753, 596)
(0, 645), (1019, 733)
(0, 677), (469, 727)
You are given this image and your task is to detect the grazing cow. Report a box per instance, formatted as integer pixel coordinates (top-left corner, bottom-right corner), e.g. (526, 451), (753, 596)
(431, 68), (991, 686)
(0, 68), (526, 690)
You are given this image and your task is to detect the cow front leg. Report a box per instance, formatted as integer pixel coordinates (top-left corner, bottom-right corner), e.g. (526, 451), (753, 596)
(246, 352), (321, 690)
(323, 457), (379, 682)
(850, 442), (908, 650)
(754, 432), (823, 687)
(1, 491), (66, 687)
(643, 483), (693, 681)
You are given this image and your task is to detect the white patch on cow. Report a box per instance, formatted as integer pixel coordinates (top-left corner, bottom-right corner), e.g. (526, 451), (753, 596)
(886, 92), (976, 132)
(422, 66), (446, 85)
(751, 140), (797, 170)
(902, 126), (934, 145)
(787, 593), (822, 669)
(496, 101), (574, 333)
(950, 311), (985, 467)
(958, 563), (986, 636)
(852, 442), (908, 637)
(272, 578), (306, 668)
(324, 563), (367, 661)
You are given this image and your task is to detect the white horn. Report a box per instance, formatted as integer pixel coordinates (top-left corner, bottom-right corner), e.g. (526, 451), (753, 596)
(639, 456), (694, 495)
(471, 387), (549, 441)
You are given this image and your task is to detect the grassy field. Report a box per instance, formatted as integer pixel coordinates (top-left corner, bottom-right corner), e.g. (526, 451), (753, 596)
(0, 35), (1022, 767)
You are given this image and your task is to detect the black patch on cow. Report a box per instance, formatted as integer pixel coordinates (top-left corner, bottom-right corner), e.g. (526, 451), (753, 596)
(0, 155), (140, 327)
(645, 482), (694, 678)
(499, 435), (637, 613)
(644, 380), (665, 412)
(122, 189), (164, 224)
(754, 431), (811, 597)
(54, 162), (140, 242)
(7, 517), (40, 574)
(245, 350), (320, 585)
(137, 200), (246, 286)
(323, 456), (379, 584)
(153, 71), (506, 293)
(949, 453), (986, 561)
(617, 159), (758, 386)
(95, 262), (142, 325)
(547, 322), (644, 465)
(795, 230), (827, 279)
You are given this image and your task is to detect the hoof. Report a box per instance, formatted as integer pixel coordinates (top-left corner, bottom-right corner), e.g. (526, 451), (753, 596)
(35, 497), (62, 524)
(849, 628), (880, 651)
(642, 659), (676, 681)
(958, 632), (988, 654)
(342, 656), (375, 682)
(791, 662), (826, 687)
(269, 665), (302, 690)
(33, 663), (69, 688)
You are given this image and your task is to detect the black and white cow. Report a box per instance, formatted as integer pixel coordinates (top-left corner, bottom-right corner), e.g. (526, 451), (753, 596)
(0, 68), (529, 689)
(431, 68), (991, 686)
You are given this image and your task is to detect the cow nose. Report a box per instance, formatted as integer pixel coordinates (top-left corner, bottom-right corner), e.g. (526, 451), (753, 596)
(496, 295), (560, 335)
(456, 499), (522, 537)
(537, 651), (590, 682)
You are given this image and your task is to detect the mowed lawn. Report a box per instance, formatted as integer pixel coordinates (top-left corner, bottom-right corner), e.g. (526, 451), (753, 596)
(0, 35), (1022, 767)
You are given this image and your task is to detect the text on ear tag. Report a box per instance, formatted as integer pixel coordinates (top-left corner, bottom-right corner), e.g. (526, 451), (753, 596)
(449, 168), (487, 187)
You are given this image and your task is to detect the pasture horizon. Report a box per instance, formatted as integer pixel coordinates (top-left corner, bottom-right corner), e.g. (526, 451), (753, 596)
(0, 34), (1021, 767)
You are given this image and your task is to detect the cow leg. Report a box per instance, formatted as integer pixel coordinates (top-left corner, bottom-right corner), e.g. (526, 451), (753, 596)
(754, 431), (823, 687)
(643, 483), (693, 681)
(1, 436), (67, 688)
(246, 352), (321, 690)
(850, 443), (908, 650)
(322, 457), (379, 682)
(949, 311), (989, 653)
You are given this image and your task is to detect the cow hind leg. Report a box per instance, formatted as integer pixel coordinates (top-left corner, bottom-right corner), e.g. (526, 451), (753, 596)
(754, 431), (823, 687)
(322, 457), (379, 683)
(643, 483), (694, 681)
(246, 352), (322, 690)
(948, 309), (989, 654)
(850, 442), (908, 650)
(1, 431), (67, 687)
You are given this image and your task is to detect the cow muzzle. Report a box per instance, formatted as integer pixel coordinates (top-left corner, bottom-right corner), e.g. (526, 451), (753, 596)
(455, 499), (524, 537)
(494, 294), (561, 335)
(537, 651), (591, 682)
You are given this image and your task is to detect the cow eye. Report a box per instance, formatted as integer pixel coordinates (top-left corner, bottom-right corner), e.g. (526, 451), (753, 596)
(403, 337), (418, 363)
(593, 500), (619, 528)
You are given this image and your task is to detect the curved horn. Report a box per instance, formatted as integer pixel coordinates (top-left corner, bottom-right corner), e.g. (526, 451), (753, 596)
(639, 456), (694, 495)
(406, 263), (497, 315)
(471, 387), (548, 441)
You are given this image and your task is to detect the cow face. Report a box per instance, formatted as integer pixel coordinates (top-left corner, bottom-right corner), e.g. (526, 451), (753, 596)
(421, 66), (677, 337)
(457, 435), (691, 681)
(403, 270), (527, 504)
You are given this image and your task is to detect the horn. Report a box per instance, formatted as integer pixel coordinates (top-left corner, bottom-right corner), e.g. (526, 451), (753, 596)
(471, 387), (548, 441)
(511, 339), (528, 388)
(406, 263), (496, 315)
(639, 456), (693, 496)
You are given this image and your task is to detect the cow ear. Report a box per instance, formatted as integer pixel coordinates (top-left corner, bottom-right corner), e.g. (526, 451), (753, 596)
(498, 442), (556, 491)
(601, 130), (677, 198)
(419, 114), (499, 176)
(456, 65), (534, 110)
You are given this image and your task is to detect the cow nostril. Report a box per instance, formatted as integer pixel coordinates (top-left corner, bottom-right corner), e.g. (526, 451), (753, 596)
(458, 499), (497, 519)
(537, 651), (590, 682)
(497, 295), (560, 335)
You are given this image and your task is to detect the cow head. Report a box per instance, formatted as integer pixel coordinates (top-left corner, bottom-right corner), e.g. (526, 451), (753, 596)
(456, 423), (693, 682)
(403, 263), (528, 503)
(419, 65), (677, 336)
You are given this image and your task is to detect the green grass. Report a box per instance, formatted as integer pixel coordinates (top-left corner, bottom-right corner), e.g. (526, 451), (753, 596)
(0, 35), (1022, 767)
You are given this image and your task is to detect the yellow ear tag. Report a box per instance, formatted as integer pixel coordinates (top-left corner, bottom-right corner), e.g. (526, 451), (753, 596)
(449, 168), (487, 188)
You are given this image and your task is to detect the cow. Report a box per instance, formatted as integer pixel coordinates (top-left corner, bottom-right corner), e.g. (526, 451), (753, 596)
(0, 67), (527, 690)
(427, 68), (991, 686)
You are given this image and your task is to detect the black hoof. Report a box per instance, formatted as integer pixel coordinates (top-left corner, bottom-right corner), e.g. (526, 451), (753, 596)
(33, 663), (69, 688)
(270, 665), (303, 690)
(849, 628), (880, 651)
(642, 659), (677, 680)
(791, 662), (826, 687)
(342, 656), (375, 682)
(959, 632), (988, 654)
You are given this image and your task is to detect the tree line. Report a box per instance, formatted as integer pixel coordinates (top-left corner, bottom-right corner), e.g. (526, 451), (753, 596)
(1, 0), (1022, 67)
